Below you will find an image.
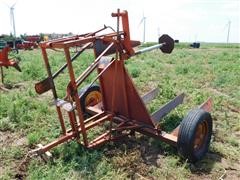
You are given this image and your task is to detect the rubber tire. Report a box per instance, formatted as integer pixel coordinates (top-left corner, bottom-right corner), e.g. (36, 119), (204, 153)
(177, 108), (212, 163)
(78, 84), (101, 113)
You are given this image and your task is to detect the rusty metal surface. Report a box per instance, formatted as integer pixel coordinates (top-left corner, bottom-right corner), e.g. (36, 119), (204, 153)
(31, 9), (178, 154)
(99, 60), (155, 127)
(94, 39), (140, 57)
(75, 43), (114, 87)
(151, 93), (185, 122)
(0, 47), (21, 84)
(158, 34), (175, 54)
(199, 97), (213, 112)
(35, 42), (92, 94)
(64, 46), (89, 146)
(113, 116), (177, 146)
(0, 47), (21, 71)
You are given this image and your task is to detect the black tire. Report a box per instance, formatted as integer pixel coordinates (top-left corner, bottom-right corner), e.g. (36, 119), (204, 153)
(78, 84), (102, 113)
(177, 108), (212, 163)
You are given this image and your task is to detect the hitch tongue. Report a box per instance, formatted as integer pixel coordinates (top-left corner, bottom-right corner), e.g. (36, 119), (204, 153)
(29, 144), (53, 162)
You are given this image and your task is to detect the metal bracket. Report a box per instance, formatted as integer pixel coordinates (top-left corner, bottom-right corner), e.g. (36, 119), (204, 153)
(151, 93), (185, 123)
(141, 88), (159, 104)
(29, 144), (53, 163)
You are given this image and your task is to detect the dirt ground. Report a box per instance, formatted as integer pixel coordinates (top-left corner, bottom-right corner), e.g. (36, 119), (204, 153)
(1, 130), (239, 180)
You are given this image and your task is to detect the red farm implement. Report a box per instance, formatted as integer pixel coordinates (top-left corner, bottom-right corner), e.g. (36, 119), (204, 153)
(31, 9), (213, 163)
(0, 41), (21, 85)
(17, 41), (38, 50)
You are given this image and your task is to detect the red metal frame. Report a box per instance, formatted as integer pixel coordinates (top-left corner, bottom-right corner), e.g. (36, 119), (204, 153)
(0, 47), (19, 67)
(17, 41), (38, 50)
(32, 9), (212, 155)
(0, 46), (21, 84)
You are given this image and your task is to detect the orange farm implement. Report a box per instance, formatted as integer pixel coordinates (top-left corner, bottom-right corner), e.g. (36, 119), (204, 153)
(32, 9), (213, 162)
(0, 41), (21, 85)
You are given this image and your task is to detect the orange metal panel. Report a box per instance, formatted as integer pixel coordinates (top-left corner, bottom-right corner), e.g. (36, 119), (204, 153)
(99, 60), (155, 127)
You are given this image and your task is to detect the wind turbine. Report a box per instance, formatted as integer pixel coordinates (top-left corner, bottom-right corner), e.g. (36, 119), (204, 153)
(157, 27), (160, 38)
(223, 20), (231, 43)
(7, 2), (17, 49)
(10, 3), (17, 38)
(139, 12), (146, 43)
(226, 20), (231, 43)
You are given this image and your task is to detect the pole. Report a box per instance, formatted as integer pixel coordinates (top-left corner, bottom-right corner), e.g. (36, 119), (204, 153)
(11, 8), (16, 38)
(227, 21), (231, 43)
(10, 7), (16, 49)
(143, 16), (146, 43)
(1, 67), (4, 84)
(135, 43), (165, 55)
(157, 27), (160, 38)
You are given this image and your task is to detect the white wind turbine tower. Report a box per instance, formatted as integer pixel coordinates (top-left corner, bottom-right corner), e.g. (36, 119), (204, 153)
(223, 20), (231, 43)
(157, 27), (160, 38)
(10, 3), (17, 38)
(226, 20), (231, 43)
(8, 2), (17, 49)
(139, 12), (146, 43)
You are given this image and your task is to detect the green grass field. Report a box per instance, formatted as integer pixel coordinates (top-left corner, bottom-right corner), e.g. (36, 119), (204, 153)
(0, 43), (239, 179)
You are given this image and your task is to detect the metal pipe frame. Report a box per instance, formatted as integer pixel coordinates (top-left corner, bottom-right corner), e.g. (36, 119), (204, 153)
(0, 47), (21, 84)
(33, 9), (212, 156)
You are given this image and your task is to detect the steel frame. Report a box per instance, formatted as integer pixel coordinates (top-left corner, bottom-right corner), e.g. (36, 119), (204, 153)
(0, 46), (21, 84)
(32, 9), (212, 155)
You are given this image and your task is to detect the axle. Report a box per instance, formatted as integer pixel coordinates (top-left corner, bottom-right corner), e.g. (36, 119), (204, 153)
(135, 42), (166, 55)
(135, 34), (174, 55)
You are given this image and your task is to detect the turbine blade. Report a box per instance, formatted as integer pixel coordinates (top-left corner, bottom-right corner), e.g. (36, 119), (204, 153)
(11, 2), (17, 8)
(138, 18), (144, 27)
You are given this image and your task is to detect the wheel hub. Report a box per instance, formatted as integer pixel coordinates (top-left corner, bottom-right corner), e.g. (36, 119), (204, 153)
(194, 120), (208, 151)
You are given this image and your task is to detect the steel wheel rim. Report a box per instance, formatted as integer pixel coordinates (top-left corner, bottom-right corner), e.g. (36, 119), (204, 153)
(85, 91), (102, 107)
(193, 120), (209, 151)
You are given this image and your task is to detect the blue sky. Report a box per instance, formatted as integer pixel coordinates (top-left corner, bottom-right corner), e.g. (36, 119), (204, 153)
(0, 0), (239, 43)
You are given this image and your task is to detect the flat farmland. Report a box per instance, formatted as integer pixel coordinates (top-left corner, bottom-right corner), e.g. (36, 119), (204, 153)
(0, 43), (239, 179)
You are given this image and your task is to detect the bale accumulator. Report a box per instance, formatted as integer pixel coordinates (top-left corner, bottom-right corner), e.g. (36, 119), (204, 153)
(30, 9), (213, 163)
